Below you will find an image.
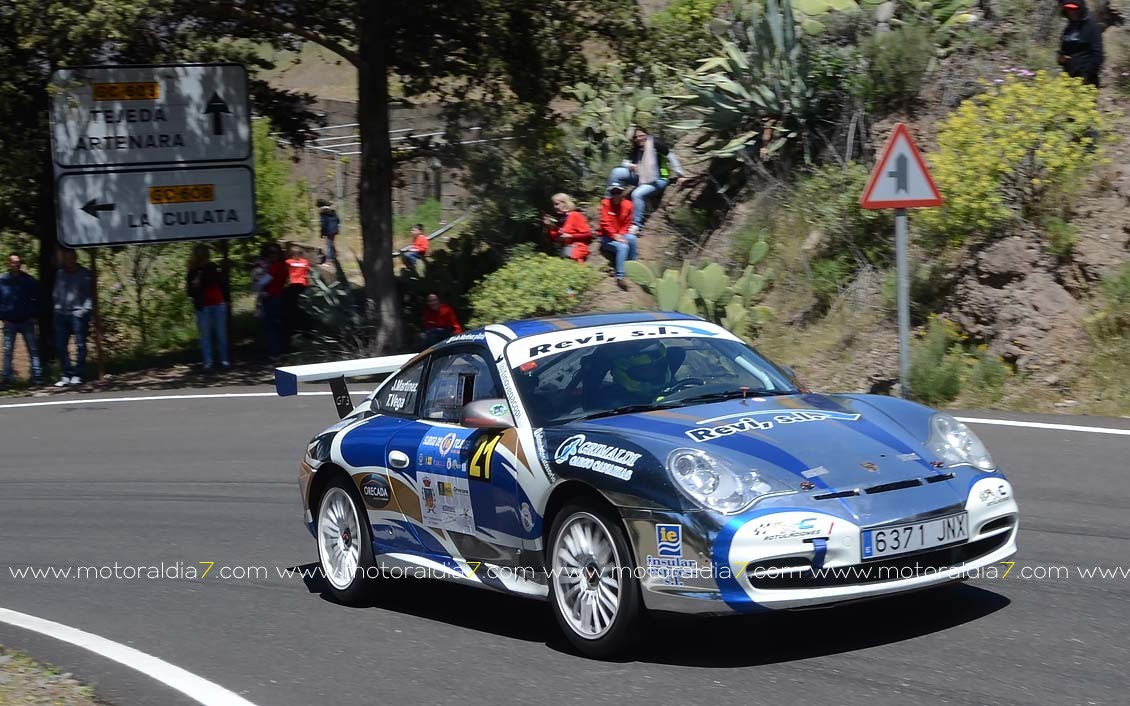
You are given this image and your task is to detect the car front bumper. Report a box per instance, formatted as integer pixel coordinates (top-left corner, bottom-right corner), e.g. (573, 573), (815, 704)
(624, 476), (1019, 614)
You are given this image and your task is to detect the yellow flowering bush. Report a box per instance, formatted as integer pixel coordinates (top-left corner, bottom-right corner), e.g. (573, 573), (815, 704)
(920, 72), (1105, 245)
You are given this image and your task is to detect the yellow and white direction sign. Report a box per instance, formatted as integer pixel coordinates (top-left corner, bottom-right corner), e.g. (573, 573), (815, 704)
(50, 63), (255, 247)
(56, 166), (255, 247)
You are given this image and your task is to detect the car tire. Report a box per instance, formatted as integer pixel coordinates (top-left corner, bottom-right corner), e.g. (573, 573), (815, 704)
(547, 502), (642, 658)
(315, 475), (378, 605)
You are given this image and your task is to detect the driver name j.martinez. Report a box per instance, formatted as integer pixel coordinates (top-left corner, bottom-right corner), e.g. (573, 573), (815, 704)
(686, 409), (862, 442)
(553, 434), (641, 480)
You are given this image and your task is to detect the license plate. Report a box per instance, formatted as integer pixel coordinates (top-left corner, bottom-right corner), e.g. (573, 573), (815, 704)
(861, 512), (968, 560)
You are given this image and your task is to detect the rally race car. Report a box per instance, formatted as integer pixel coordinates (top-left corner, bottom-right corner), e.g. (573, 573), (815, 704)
(275, 312), (1018, 657)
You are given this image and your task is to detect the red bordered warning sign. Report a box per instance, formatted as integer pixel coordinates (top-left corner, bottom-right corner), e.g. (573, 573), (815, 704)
(859, 123), (943, 209)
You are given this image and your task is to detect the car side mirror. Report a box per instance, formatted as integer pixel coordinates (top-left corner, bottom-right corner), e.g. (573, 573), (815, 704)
(461, 398), (516, 429)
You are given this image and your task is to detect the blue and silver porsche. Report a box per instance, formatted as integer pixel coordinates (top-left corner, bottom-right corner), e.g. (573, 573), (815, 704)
(276, 312), (1018, 657)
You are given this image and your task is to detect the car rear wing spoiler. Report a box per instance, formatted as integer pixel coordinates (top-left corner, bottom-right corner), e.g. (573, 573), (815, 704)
(275, 353), (417, 418)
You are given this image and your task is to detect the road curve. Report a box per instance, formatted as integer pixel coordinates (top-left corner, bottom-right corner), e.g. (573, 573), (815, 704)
(0, 388), (1127, 706)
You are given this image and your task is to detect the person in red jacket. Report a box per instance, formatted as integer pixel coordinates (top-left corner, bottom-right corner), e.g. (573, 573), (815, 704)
(598, 182), (638, 290)
(543, 193), (593, 262)
(258, 242), (288, 358)
(401, 223), (430, 271)
(421, 293), (463, 347)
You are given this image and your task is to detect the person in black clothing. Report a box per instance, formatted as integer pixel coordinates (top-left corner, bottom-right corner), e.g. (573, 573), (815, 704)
(1059, 0), (1103, 87)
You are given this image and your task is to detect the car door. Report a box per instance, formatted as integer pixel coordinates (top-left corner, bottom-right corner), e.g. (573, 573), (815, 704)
(386, 347), (521, 568)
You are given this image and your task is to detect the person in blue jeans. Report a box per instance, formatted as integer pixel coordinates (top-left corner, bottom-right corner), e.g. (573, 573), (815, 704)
(52, 248), (94, 386)
(608, 125), (685, 231)
(0, 253), (43, 386)
(598, 183), (638, 291)
(186, 244), (231, 372)
(318, 199), (340, 263)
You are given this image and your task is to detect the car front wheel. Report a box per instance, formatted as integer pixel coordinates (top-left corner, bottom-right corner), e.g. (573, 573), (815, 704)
(548, 503), (642, 657)
(316, 476), (377, 605)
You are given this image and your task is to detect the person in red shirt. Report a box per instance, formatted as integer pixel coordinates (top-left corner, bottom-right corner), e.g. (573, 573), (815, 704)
(284, 245), (311, 344)
(598, 182), (638, 290)
(186, 244), (230, 371)
(258, 242), (288, 358)
(421, 293), (463, 347)
(401, 223), (430, 271)
(544, 193), (593, 262)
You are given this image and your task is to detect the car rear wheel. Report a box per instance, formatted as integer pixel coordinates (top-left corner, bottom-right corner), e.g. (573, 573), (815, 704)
(316, 476), (377, 605)
(548, 503), (642, 657)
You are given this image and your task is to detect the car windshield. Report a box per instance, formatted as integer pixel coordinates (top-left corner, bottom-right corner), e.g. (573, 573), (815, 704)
(509, 333), (798, 427)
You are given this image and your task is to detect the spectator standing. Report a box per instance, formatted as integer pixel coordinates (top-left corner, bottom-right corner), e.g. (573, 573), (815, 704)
(421, 293), (463, 347)
(52, 248), (94, 386)
(1059, 0), (1103, 87)
(598, 183), (637, 291)
(401, 223), (430, 271)
(258, 242), (288, 358)
(608, 125), (685, 232)
(544, 193), (593, 262)
(186, 244), (230, 372)
(0, 253), (43, 386)
(318, 199), (340, 264)
(284, 245), (311, 342)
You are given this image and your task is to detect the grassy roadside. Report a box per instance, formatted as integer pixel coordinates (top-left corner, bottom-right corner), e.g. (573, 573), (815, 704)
(0, 646), (105, 705)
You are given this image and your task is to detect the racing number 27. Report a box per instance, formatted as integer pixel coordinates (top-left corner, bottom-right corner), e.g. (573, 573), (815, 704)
(469, 434), (502, 482)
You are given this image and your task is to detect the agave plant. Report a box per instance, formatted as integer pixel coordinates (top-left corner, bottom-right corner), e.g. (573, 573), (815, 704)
(566, 63), (674, 180)
(674, 0), (816, 175)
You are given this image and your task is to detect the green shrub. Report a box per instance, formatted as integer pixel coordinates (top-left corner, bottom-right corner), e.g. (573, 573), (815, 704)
(810, 254), (854, 308)
(1088, 262), (1130, 339)
(920, 72), (1106, 246)
(794, 162), (892, 266)
(468, 254), (602, 327)
(647, 0), (729, 67)
(965, 344), (1010, 401)
(1044, 216), (1076, 261)
(861, 23), (934, 112)
(909, 315), (963, 404)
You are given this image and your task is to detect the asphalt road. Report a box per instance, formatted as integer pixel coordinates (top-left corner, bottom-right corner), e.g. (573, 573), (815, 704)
(0, 389), (1127, 706)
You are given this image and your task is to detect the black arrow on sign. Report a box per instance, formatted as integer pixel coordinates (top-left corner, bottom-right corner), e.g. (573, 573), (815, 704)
(204, 92), (231, 136)
(81, 198), (115, 219)
(887, 153), (909, 193)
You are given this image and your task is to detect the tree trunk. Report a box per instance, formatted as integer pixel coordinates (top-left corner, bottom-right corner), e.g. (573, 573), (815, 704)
(357, 2), (402, 353)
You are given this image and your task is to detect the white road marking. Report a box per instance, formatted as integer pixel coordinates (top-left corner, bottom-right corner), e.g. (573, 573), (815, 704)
(957, 416), (1130, 437)
(0, 606), (260, 706)
(0, 390), (367, 410)
(1, 392), (1127, 437)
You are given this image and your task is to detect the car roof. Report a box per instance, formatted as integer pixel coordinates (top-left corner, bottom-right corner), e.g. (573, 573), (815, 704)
(491, 311), (704, 339)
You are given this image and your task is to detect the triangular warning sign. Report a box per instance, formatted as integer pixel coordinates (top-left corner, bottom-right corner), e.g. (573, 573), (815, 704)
(859, 123), (943, 209)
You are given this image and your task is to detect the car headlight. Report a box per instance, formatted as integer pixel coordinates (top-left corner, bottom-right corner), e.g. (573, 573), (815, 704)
(666, 448), (772, 515)
(927, 413), (995, 471)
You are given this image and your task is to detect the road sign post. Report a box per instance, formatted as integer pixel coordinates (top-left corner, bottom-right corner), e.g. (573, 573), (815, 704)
(860, 123), (943, 399)
(50, 63), (255, 247)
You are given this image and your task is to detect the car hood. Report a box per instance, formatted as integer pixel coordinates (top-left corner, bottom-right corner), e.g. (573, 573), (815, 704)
(574, 393), (972, 523)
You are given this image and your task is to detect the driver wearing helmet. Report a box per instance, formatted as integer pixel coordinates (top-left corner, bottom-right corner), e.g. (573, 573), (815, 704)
(610, 341), (674, 406)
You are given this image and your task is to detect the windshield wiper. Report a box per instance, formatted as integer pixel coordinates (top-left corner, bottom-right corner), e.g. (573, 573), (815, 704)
(570, 403), (677, 423)
(666, 389), (794, 406)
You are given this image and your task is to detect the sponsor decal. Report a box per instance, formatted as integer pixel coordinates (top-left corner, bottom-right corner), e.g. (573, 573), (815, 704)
(359, 474), (392, 509)
(800, 480), (816, 491)
(508, 323), (721, 366)
(533, 428), (555, 481)
(520, 502), (534, 532)
(750, 516), (833, 543)
(801, 466), (828, 479)
(656, 524), (682, 557)
(418, 471), (475, 533)
(489, 403), (508, 417)
(860, 461), (879, 472)
(439, 433), (457, 456)
(686, 409), (862, 442)
(897, 452), (921, 462)
(553, 434), (641, 481)
(440, 332), (487, 345)
(498, 369), (523, 421)
(979, 484), (1011, 507)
